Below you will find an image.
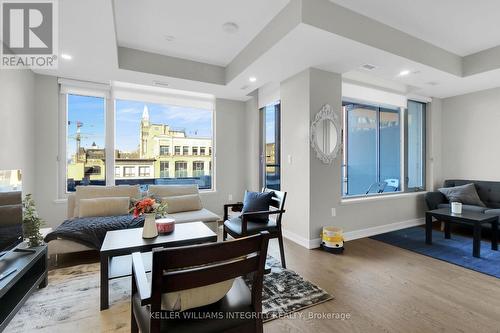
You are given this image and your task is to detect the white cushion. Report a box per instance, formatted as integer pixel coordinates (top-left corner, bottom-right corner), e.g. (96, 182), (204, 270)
(148, 185), (199, 198)
(162, 279), (234, 311)
(163, 194), (202, 214)
(167, 208), (221, 224)
(78, 197), (130, 218)
(73, 185), (140, 217)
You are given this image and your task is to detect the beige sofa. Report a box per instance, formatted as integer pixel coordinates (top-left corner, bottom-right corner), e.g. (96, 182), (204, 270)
(48, 184), (221, 256)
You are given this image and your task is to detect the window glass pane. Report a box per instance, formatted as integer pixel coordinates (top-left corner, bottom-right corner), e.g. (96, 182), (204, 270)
(345, 104), (377, 196)
(66, 94), (106, 192)
(407, 101), (425, 189)
(262, 103), (281, 190)
(115, 100), (213, 190)
(379, 108), (401, 192)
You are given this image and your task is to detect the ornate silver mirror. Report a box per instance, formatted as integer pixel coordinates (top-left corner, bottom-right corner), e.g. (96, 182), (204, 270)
(310, 104), (341, 164)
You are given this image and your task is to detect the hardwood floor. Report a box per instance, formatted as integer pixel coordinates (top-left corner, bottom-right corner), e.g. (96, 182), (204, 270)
(265, 237), (500, 333)
(46, 235), (500, 333)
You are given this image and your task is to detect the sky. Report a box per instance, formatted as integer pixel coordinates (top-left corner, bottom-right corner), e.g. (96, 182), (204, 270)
(67, 95), (213, 156)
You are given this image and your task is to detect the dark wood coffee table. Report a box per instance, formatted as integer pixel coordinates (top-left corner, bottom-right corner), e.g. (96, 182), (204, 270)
(99, 222), (217, 310)
(425, 208), (498, 258)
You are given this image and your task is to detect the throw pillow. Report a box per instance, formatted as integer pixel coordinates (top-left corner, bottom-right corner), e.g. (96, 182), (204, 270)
(438, 183), (486, 207)
(78, 197), (130, 218)
(241, 191), (274, 222)
(162, 279), (235, 311)
(162, 194), (203, 214)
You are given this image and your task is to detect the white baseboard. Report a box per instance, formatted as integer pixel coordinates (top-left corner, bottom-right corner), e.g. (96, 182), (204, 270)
(282, 229), (318, 249)
(283, 218), (424, 250)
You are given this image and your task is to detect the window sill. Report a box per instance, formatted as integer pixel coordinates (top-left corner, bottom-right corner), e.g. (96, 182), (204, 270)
(340, 191), (426, 205)
(54, 198), (68, 204)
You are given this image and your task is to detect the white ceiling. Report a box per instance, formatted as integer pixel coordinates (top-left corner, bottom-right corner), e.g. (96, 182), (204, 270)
(35, 0), (500, 101)
(113, 0), (290, 66)
(329, 0), (500, 56)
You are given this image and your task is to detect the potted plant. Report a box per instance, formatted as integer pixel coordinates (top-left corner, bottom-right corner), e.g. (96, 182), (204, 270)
(131, 198), (168, 238)
(22, 194), (44, 247)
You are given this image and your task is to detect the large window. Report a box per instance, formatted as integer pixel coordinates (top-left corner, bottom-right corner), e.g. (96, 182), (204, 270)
(63, 84), (214, 193)
(342, 100), (425, 197)
(115, 99), (213, 190)
(66, 94), (106, 192)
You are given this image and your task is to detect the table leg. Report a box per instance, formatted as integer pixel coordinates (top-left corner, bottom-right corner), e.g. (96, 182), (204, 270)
(444, 221), (451, 239)
(492, 219), (498, 251)
(100, 254), (109, 310)
(473, 224), (481, 258)
(425, 213), (433, 245)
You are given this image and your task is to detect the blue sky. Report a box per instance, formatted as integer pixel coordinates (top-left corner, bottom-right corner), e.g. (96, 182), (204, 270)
(67, 95), (213, 155)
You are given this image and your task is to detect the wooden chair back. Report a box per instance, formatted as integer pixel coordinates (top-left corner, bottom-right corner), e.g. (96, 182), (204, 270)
(148, 232), (270, 323)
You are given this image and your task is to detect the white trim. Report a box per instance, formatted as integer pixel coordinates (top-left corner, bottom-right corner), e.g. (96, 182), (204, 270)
(342, 82), (407, 108)
(58, 78), (110, 98)
(343, 218), (424, 241)
(407, 94), (432, 103)
(113, 81), (214, 110)
(282, 229), (318, 249)
(340, 191), (426, 205)
(285, 218), (424, 249)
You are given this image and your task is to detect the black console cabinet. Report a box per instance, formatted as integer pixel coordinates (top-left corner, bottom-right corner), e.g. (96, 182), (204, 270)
(0, 245), (48, 331)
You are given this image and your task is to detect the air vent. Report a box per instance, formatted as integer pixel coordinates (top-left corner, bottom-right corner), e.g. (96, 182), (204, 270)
(240, 85), (249, 90)
(426, 81), (439, 86)
(360, 64), (377, 71)
(153, 80), (169, 87)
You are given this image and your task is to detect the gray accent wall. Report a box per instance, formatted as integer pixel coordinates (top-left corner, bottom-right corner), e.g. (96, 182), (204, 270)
(442, 87), (500, 181)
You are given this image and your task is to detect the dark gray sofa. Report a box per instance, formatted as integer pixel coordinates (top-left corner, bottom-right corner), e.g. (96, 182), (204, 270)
(425, 180), (500, 218)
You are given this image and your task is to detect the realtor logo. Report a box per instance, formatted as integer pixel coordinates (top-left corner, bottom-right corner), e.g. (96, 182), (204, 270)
(1, 0), (58, 68)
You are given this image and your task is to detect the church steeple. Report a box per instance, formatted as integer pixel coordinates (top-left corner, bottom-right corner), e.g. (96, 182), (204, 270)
(142, 105), (150, 122)
(140, 105), (150, 158)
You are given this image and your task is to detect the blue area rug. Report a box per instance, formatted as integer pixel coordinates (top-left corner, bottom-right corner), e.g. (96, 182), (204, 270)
(371, 226), (500, 279)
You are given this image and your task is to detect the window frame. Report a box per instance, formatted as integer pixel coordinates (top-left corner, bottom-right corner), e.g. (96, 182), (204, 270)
(342, 99), (426, 199)
(404, 100), (426, 192)
(59, 81), (216, 197)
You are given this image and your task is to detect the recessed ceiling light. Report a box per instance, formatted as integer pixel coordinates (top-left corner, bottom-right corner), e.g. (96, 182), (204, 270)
(249, 76), (257, 83)
(398, 70), (411, 76)
(222, 22), (239, 34)
(61, 53), (72, 60)
(164, 35), (175, 42)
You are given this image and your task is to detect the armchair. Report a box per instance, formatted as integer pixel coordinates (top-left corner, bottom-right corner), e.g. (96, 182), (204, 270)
(223, 188), (287, 268)
(131, 231), (270, 333)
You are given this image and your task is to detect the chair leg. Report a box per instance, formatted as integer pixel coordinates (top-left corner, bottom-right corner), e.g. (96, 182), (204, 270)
(131, 307), (138, 333)
(223, 227), (227, 241)
(277, 233), (286, 269)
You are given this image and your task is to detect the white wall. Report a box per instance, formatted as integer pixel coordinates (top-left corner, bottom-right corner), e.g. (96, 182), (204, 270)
(441, 87), (500, 181)
(201, 98), (247, 214)
(280, 69), (311, 241)
(33, 75), (66, 226)
(0, 70), (36, 194)
(31, 75), (248, 227)
(244, 92), (261, 191)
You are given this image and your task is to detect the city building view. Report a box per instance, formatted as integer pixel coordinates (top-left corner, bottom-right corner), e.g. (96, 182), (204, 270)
(66, 95), (213, 191)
